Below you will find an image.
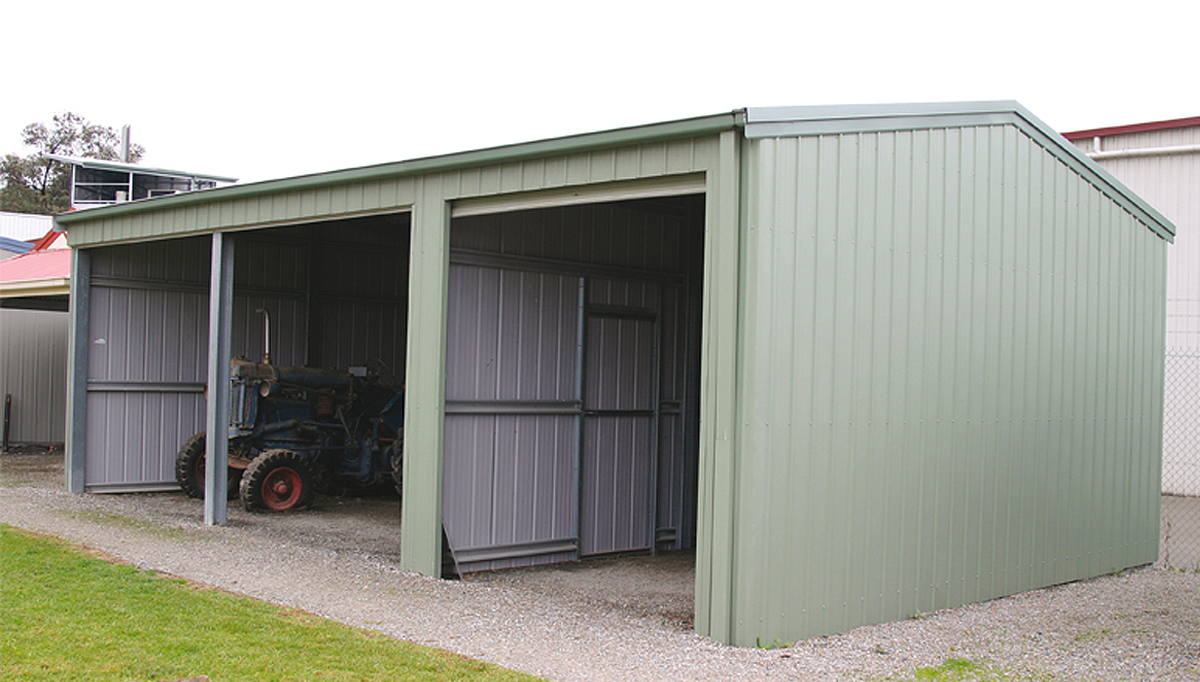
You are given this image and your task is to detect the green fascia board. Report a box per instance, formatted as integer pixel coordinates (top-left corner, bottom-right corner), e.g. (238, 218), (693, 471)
(55, 112), (743, 227)
(744, 101), (1176, 243)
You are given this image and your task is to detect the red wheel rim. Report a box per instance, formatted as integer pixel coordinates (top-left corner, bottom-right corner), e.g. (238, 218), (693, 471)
(260, 467), (302, 510)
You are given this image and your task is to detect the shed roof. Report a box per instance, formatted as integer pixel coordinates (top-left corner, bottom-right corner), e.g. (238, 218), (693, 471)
(1062, 115), (1200, 140)
(54, 102), (1174, 242)
(0, 248), (70, 298)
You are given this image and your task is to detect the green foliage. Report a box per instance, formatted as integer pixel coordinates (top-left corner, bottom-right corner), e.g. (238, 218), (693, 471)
(754, 637), (793, 650)
(0, 112), (145, 215)
(0, 525), (542, 682)
(878, 657), (1051, 682)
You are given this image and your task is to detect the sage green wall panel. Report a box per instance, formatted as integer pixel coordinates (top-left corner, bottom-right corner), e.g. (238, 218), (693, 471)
(728, 124), (1166, 646)
(693, 129), (744, 644)
(65, 139), (718, 248)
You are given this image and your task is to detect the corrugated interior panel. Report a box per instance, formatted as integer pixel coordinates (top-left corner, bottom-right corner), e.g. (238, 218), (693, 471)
(580, 417), (653, 554)
(0, 309), (69, 444)
(85, 238), (211, 488)
(445, 266), (578, 402)
(732, 125), (1167, 645)
(232, 233), (309, 366)
(445, 197), (704, 570)
(443, 264), (579, 571)
(308, 217), (410, 381)
(581, 314), (656, 555)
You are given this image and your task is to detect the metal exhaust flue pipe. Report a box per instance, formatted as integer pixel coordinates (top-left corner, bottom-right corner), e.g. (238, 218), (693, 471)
(256, 308), (271, 364)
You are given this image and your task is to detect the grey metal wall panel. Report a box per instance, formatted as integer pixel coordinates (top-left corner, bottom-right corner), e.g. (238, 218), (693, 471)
(84, 390), (205, 489)
(725, 124), (1167, 645)
(443, 263), (581, 570)
(443, 414), (577, 571)
(445, 198), (704, 570)
(445, 265), (579, 402)
(580, 416), (653, 554)
(87, 286), (209, 384)
(584, 316), (656, 411)
(0, 309), (69, 444)
(85, 239), (212, 489)
(581, 314), (657, 555)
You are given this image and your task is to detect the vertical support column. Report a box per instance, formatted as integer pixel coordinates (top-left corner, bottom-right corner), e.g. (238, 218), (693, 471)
(693, 129), (743, 643)
(204, 232), (235, 525)
(400, 180), (450, 576)
(65, 246), (91, 493)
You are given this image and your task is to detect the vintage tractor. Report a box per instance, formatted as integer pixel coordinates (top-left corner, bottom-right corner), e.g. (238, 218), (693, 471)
(175, 357), (404, 512)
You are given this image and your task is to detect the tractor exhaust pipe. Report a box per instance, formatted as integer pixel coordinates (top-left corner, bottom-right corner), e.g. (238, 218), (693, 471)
(256, 308), (271, 364)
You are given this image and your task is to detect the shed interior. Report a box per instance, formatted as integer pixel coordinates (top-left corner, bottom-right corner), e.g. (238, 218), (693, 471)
(83, 213), (412, 489)
(443, 194), (706, 572)
(82, 192), (709, 577)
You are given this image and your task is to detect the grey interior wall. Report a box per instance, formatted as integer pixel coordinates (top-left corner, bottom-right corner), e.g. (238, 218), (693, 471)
(85, 237), (210, 490)
(443, 197), (704, 572)
(0, 308), (69, 445)
(308, 216), (410, 384)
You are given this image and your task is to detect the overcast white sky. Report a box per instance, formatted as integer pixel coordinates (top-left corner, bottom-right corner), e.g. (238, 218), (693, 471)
(4, 0), (1196, 184)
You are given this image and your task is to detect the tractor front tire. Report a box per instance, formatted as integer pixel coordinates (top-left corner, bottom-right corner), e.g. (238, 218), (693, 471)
(240, 449), (314, 512)
(175, 432), (241, 500)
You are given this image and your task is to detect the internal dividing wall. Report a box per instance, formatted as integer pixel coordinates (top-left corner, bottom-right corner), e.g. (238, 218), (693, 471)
(81, 214), (410, 491)
(442, 196), (704, 571)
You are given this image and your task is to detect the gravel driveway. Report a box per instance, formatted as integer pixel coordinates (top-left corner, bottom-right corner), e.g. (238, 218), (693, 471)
(2, 450), (1198, 681)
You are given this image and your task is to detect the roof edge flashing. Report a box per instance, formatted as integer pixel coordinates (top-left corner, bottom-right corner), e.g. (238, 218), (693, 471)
(55, 112), (741, 226)
(743, 101), (1175, 242)
(744, 100), (1026, 138)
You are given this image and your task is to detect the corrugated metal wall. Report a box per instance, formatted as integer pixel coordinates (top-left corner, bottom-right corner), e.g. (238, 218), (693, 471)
(1071, 127), (1200, 348)
(0, 308), (68, 444)
(82, 216), (411, 491)
(86, 237), (211, 490)
(443, 198), (704, 571)
(1071, 129), (1200, 496)
(727, 124), (1166, 644)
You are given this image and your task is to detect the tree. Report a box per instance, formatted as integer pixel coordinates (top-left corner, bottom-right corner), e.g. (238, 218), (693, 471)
(0, 112), (145, 215)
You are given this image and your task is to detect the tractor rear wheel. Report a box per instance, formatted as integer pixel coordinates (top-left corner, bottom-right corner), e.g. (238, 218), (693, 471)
(240, 449), (314, 512)
(175, 432), (241, 500)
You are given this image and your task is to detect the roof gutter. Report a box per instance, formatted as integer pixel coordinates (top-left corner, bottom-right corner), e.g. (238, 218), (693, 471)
(56, 112), (743, 226)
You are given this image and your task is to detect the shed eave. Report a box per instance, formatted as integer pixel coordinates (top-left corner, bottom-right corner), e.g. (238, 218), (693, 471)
(0, 278), (71, 298)
(54, 111), (743, 229)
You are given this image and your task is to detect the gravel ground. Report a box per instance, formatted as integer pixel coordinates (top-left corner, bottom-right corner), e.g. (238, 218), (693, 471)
(2, 449), (1199, 681)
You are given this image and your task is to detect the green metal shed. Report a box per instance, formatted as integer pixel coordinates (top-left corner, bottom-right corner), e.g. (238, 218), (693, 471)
(56, 101), (1173, 646)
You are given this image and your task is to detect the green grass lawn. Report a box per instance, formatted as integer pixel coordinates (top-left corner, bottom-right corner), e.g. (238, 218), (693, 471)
(0, 525), (543, 682)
